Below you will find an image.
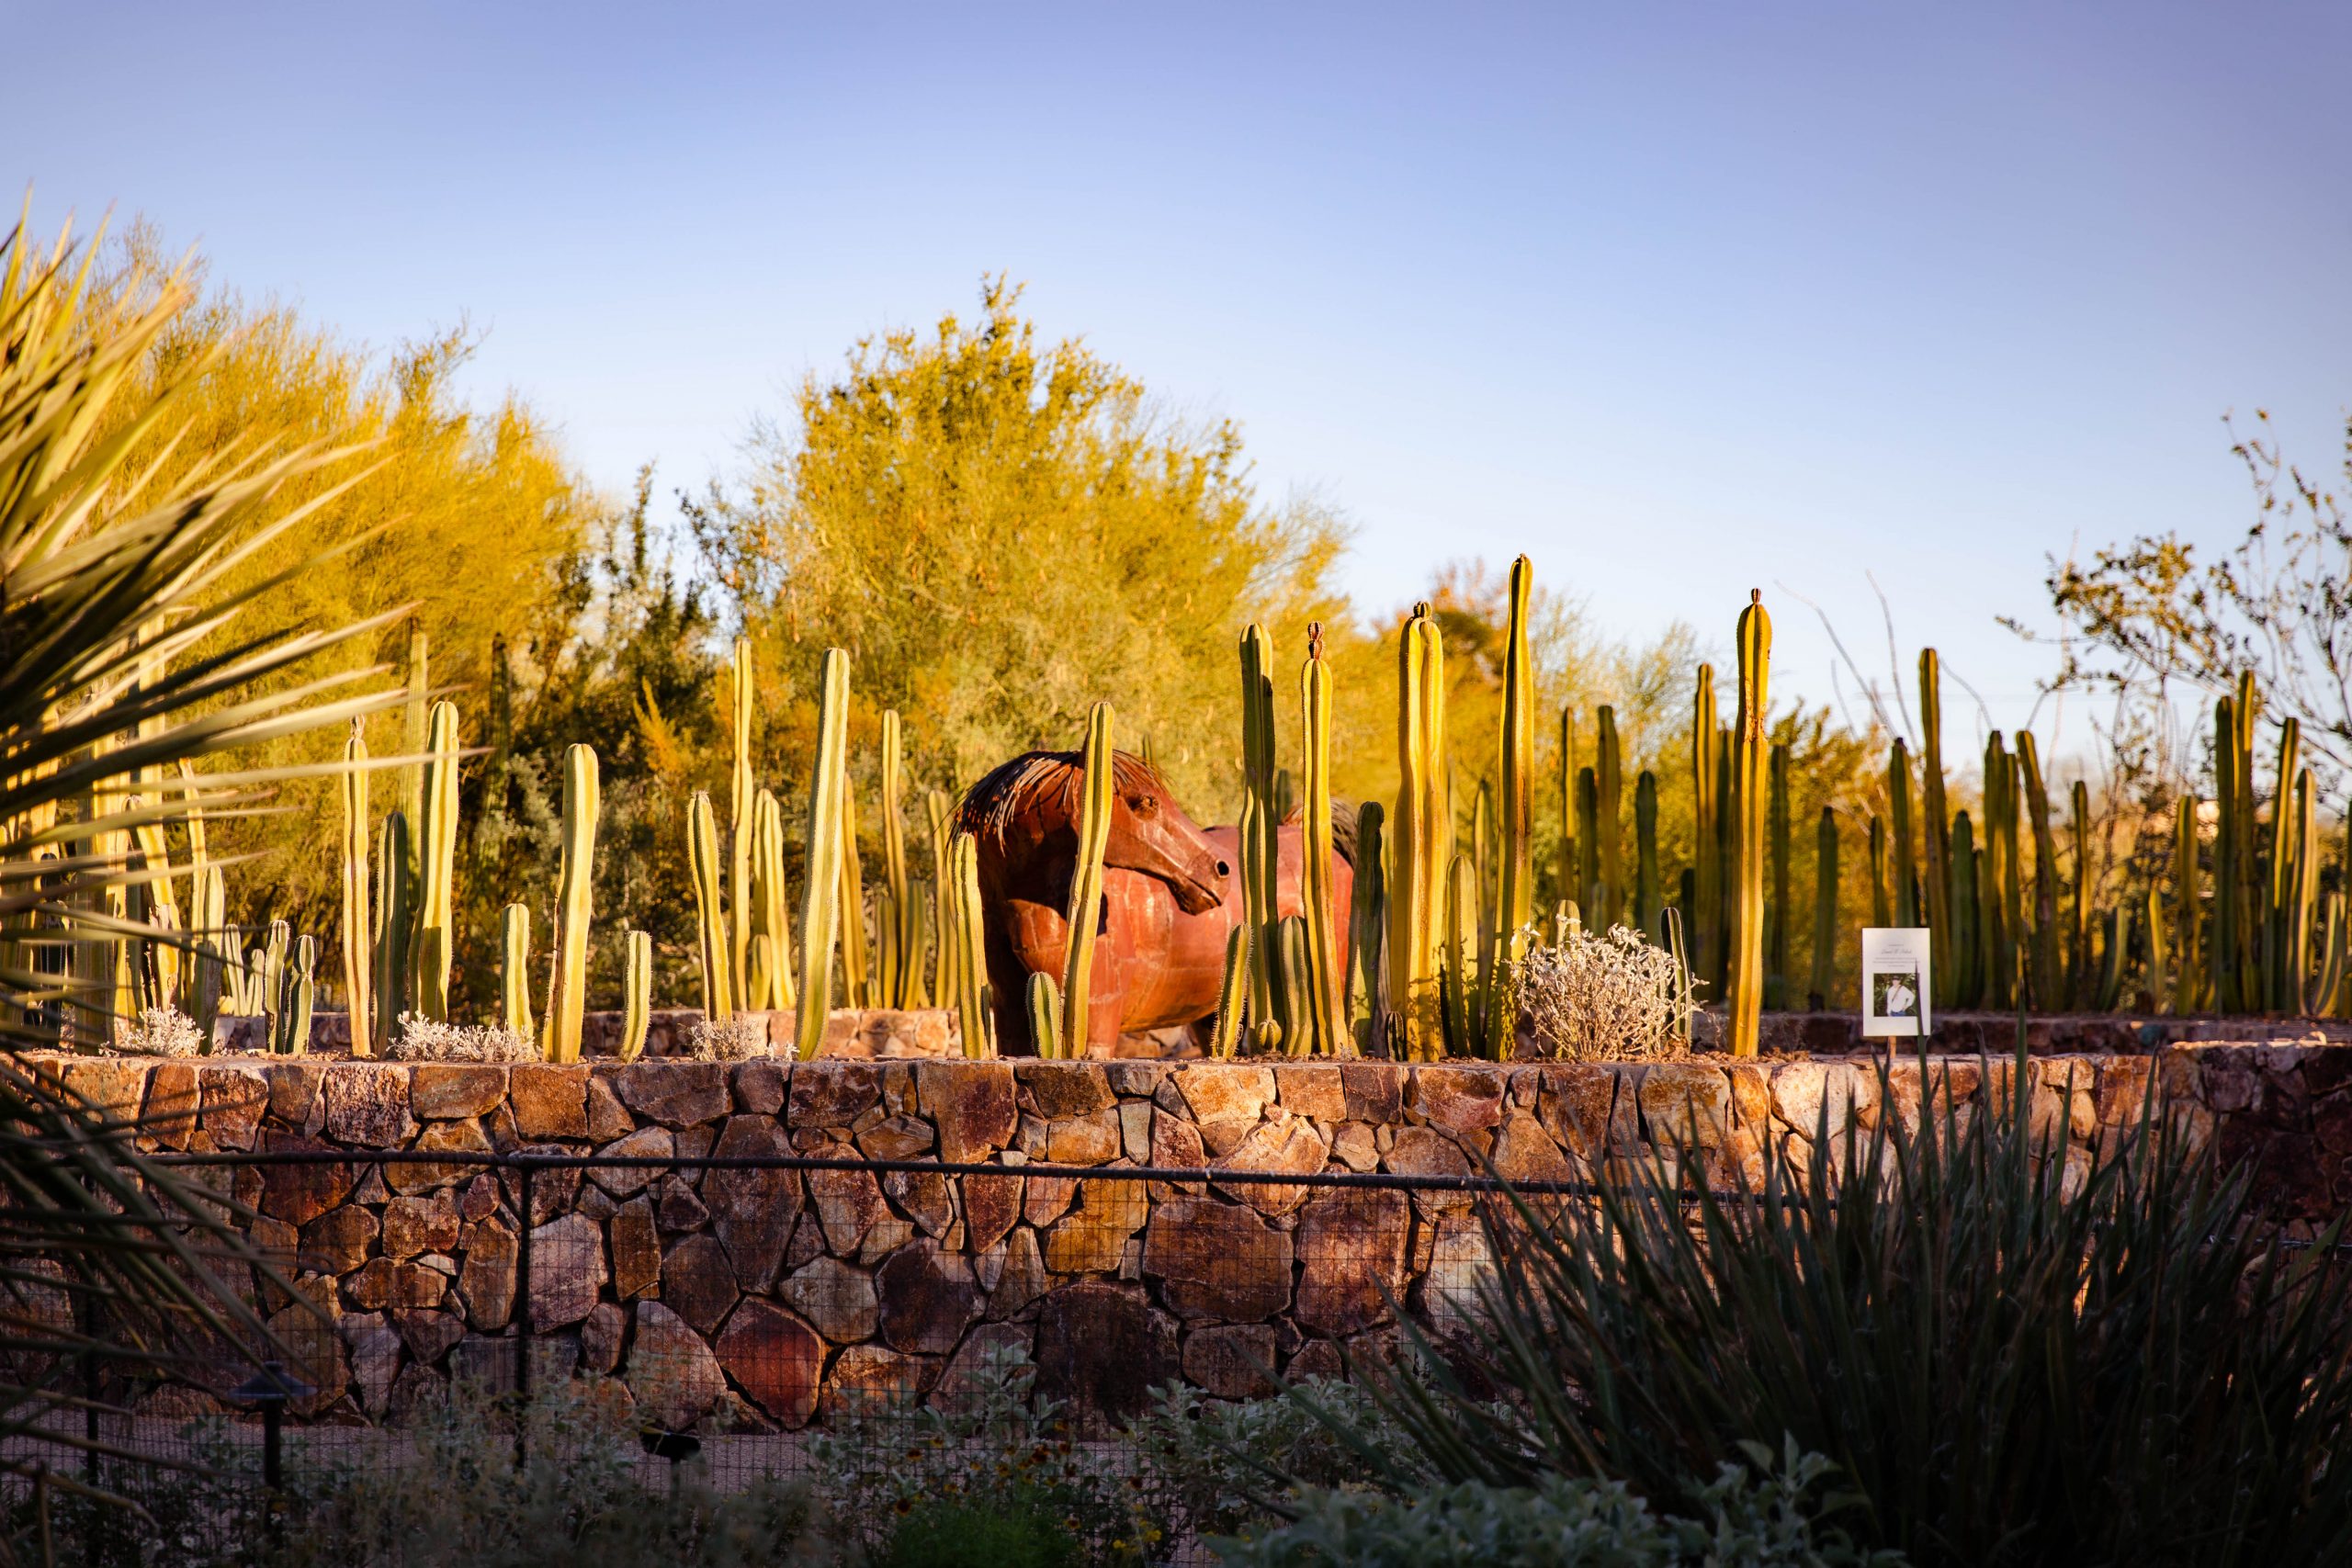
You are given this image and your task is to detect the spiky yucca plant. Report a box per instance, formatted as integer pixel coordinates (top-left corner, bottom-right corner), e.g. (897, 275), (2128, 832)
(0, 209), (403, 1534)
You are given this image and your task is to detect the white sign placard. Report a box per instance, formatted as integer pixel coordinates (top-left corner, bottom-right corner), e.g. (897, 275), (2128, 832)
(1860, 928), (1930, 1038)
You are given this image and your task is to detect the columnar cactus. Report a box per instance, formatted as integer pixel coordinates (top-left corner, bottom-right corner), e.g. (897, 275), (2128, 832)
(1441, 856), (1479, 1055)
(1918, 649), (1951, 1005)
(2143, 886), (2171, 1015)
(752, 787), (794, 1011)
(414, 700), (460, 1020)
(837, 757), (869, 1011)
(1690, 666), (1721, 987)
(500, 902), (533, 1039)
(1557, 705), (1577, 918)
(797, 649), (852, 1061)
(261, 919), (288, 1051)
(1634, 770), (1660, 944)
(2172, 793), (2200, 1014)
(1498, 556), (1535, 947)
(1389, 605), (1448, 1059)
(1727, 591), (1771, 1057)
(1209, 923), (1248, 1059)
(1980, 732), (2016, 1010)
(1888, 739), (1917, 929)
(371, 810), (413, 1051)
(689, 790), (733, 1024)
(949, 830), (991, 1058)
(401, 615), (427, 857)
(2068, 779), (2093, 1008)
(1575, 768), (1599, 914)
(1596, 705), (1623, 929)
(1347, 800), (1386, 1051)
(1766, 742), (1790, 1010)
(544, 743), (598, 1064)
(1239, 624), (1282, 1036)
(1951, 812), (1980, 1005)
(927, 788), (956, 1013)
(620, 929), (652, 1063)
(285, 933), (314, 1055)
(1059, 702), (1114, 1053)
(1300, 626), (1342, 1056)
(1869, 815), (1890, 928)
(340, 722), (372, 1055)
(2212, 694), (2243, 1012)
(2289, 764), (2316, 1010)
(2267, 722), (2304, 1011)
(190, 861), (227, 1043)
(1028, 971), (1062, 1061)
(726, 637), (755, 1002)
(2016, 732), (2060, 1008)
(880, 709), (912, 1008)
(1810, 805), (1838, 1010)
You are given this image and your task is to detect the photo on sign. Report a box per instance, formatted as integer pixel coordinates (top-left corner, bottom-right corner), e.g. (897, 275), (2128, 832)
(1860, 927), (1932, 1038)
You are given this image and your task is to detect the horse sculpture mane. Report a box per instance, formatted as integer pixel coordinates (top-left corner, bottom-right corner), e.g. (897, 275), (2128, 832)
(957, 748), (1180, 849)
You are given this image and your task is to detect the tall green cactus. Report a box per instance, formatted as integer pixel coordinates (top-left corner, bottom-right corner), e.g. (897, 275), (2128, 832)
(1558, 706), (1577, 917)
(1348, 801), (1386, 1051)
(1888, 739), (1917, 929)
(1810, 805), (1837, 1010)
(413, 699), (459, 1020)
(949, 830), (991, 1057)
(1950, 812), (1980, 1006)
(688, 791), (733, 1023)
(1690, 666), (1721, 987)
(729, 636), (755, 1006)
(1498, 556), (1535, 947)
(401, 615), (427, 880)
(1869, 815), (1890, 927)
(340, 722), (372, 1054)
(1766, 742), (1790, 1010)
(1980, 732), (2016, 1010)
(2211, 694), (2242, 1012)
(261, 919), (288, 1052)
(880, 709), (913, 1008)
(285, 934), (314, 1055)
(1276, 914), (1314, 1058)
(2267, 720), (2303, 1011)
(2289, 764), (2316, 1011)
(797, 649), (852, 1060)
(1239, 624), (1282, 1037)
(1390, 605), (1448, 1058)
(1727, 592), (1771, 1057)
(190, 861), (227, 1047)
(1575, 767), (1600, 915)
(838, 751), (869, 1010)
(2172, 793), (2201, 1014)
(1060, 702), (1114, 1054)
(2016, 731), (2060, 1008)
(2144, 886), (2171, 1015)
(1300, 626), (1342, 1055)
(752, 787), (795, 1012)
(1596, 705), (1623, 929)
(371, 810), (412, 1049)
(1634, 770), (1660, 943)
(2067, 779), (2093, 1008)
(619, 930), (652, 1063)
(1209, 923), (1248, 1058)
(1917, 650), (1951, 1005)
(544, 743), (598, 1064)
(926, 788), (957, 1014)
(1028, 971), (1063, 1059)
(501, 902), (533, 1039)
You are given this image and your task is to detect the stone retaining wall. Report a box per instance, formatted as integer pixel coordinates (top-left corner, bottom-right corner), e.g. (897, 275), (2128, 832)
(28, 1046), (2350, 1434)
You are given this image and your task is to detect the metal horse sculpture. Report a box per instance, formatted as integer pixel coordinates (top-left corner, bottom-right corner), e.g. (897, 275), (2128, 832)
(956, 749), (1352, 1054)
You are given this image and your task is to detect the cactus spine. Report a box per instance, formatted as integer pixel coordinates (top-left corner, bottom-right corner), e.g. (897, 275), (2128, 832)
(619, 930), (652, 1062)
(949, 830), (991, 1057)
(544, 743), (598, 1064)
(1060, 702), (1115, 1054)
(1389, 605), (1448, 1058)
(340, 723), (372, 1055)
(500, 902), (533, 1039)
(1595, 705), (1623, 928)
(1634, 770), (1660, 943)
(1209, 923), (1248, 1058)
(1917, 650), (1951, 1005)
(797, 649), (852, 1060)
(1766, 742), (1790, 1010)
(1498, 557), (1535, 950)
(729, 636), (755, 1003)
(1727, 591), (1771, 1057)
(413, 700), (460, 1021)
(1300, 626), (1342, 1056)
(1028, 971), (1062, 1060)
(1810, 806), (1838, 1010)
(688, 791), (733, 1023)
(1691, 666), (1721, 987)
(752, 788), (795, 1011)
(1347, 801), (1386, 1051)
(371, 811), (412, 1048)
(1239, 624), (1282, 1038)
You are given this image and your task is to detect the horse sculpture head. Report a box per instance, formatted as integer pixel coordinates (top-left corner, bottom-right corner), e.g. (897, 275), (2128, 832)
(958, 749), (1229, 915)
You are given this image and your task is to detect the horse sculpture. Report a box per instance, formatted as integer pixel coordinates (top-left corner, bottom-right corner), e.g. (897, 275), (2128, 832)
(956, 748), (1353, 1054)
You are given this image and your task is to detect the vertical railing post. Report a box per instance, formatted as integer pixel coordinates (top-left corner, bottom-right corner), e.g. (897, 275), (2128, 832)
(513, 1158), (534, 1472)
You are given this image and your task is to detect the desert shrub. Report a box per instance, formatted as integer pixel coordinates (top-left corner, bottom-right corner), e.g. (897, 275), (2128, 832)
(1215, 1440), (1901, 1568)
(684, 1013), (773, 1062)
(809, 1341), (1166, 1562)
(1311, 1053), (2352, 1566)
(1516, 924), (1695, 1059)
(1130, 1374), (1427, 1542)
(877, 1494), (1082, 1568)
(385, 1016), (538, 1062)
(107, 1007), (204, 1056)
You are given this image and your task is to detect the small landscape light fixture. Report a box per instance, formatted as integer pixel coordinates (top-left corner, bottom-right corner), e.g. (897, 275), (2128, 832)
(640, 1427), (702, 1499)
(231, 1359), (316, 1536)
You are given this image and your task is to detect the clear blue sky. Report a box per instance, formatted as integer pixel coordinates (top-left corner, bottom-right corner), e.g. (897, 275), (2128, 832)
(11, 2), (2349, 759)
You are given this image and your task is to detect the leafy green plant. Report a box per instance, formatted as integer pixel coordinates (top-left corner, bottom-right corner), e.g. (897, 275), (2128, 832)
(1306, 1051), (2352, 1567)
(878, 1496), (1082, 1568)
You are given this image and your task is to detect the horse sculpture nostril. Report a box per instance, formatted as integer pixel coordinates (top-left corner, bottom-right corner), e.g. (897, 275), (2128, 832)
(1215, 860), (1231, 879)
